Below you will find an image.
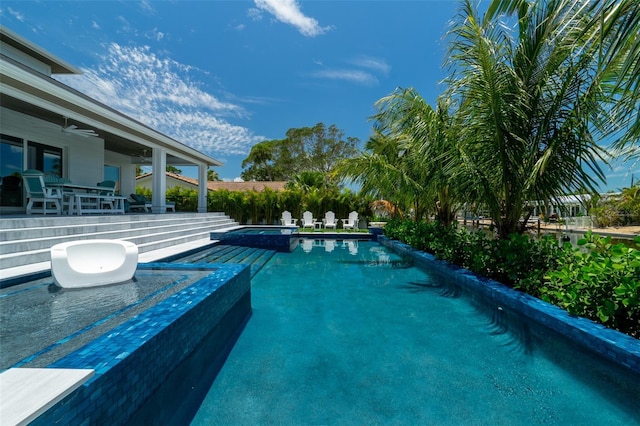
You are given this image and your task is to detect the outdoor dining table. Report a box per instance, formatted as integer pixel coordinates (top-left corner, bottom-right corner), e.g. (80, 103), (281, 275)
(47, 183), (125, 215)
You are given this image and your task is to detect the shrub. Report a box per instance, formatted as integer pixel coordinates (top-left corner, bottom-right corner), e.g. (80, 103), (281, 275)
(384, 220), (558, 288)
(539, 233), (640, 337)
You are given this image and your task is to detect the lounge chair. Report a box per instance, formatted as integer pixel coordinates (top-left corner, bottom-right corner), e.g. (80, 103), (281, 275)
(281, 210), (298, 226)
(129, 194), (148, 212)
(129, 194), (176, 212)
(51, 239), (139, 288)
(322, 211), (337, 229)
(301, 211), (317, 230)
(342, 211), (358, 230)
(22, 169), (62, 215)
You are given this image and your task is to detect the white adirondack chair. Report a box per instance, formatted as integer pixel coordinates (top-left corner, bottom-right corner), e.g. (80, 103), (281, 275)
(323, 211), (337, 229)
(281, 210), (298, 226)
(301, 211), (316, 229)
(342, 211), (358, 230)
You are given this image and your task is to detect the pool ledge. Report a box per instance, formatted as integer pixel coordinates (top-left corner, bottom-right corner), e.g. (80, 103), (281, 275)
(379, 236), (640, 374)
(0, 368), (94, 426)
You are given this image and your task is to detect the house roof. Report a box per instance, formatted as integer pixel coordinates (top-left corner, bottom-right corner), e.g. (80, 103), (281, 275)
(137, 172), (288, 192)
(207, 181), (288, 192)
(0, 26), (80, 75)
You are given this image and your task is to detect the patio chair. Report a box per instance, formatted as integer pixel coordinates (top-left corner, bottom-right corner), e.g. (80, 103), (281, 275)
(281, 210), (298, 226)
(301, 211), (316, 230)
(322, 211), (337, 229)
(97, 180), (117, 210)
(22, 169), (62, 215)
(41, 175), (76, 213)
(342, 211), (358, 230)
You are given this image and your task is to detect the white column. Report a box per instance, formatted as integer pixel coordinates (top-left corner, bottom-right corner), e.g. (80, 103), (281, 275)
(198, 164), (208, 213)
(151, 148), (167, 213)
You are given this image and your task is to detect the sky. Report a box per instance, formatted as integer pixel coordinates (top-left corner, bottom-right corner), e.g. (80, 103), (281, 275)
(1, 0), (637, 191)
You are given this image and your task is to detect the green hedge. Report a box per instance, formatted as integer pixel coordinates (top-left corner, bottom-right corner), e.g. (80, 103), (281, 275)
(137, 186), (374, 226)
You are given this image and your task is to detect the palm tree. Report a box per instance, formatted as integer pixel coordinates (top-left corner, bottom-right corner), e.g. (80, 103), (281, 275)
(335, 129), (429, 220)
(445, 0), (639, 238)
(371, 88), (463, 225)
(593, 1), (640, 161)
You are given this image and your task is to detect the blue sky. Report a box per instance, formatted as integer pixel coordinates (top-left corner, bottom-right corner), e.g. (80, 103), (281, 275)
(1, 0), (637, 191)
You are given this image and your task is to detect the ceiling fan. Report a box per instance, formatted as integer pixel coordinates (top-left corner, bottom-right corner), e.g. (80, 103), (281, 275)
(133, 149), (152, 163)
(60, 116), (99, 138)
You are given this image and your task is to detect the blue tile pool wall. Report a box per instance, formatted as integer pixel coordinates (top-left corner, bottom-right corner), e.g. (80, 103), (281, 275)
(127, 290), (252, 424)
(378, 236), (640, 375)
(210, 226), (299, 252)
(31, 262), (251, 425)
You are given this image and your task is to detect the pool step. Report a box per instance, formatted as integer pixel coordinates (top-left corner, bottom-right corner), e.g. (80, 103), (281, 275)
(170, 245), (276, 278)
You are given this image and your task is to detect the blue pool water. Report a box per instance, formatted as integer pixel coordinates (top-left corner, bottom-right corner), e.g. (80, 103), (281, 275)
(190, 239), (639, 425)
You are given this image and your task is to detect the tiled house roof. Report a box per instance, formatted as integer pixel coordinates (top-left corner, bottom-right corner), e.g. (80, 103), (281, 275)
(136, 172), (287, 192)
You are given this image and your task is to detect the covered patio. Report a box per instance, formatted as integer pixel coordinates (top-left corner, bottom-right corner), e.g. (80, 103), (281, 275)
(0, 26), (222, 216)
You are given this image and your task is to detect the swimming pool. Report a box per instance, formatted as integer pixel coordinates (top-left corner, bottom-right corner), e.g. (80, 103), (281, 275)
(190, 239), (640, 425)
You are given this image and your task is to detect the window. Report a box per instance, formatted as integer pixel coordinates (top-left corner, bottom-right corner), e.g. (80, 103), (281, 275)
(28, 141), (62, 177)
(104, 165), (120, 193)
(0, 135), (24, 207)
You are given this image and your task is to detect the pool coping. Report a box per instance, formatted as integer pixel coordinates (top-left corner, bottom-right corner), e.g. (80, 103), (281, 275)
(379, 236), (640, 374)
(0, 368), (94, 426)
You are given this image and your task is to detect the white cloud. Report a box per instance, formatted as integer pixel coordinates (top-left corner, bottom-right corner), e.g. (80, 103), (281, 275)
(351, 55), (391, 75)
(310, 55), (389, 86)
(247, 8), (263, 21)
(311, 69), (379, 86)
(6, 7), (25, 22)
(253, 0), (332, 37)
(146, 28), (165, 41)
(139, 0), (156, 14)
(56, 43), (264, 156)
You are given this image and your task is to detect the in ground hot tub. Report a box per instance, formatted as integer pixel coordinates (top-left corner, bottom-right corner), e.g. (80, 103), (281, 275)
(210, 226), (299, 252)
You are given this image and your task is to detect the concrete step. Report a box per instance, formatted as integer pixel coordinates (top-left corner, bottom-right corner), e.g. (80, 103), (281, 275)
(0, 212), (228, 232)
(0, 212), (226, 230)
(0, 217), (234, 255)
(0, 213), (237, 270)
